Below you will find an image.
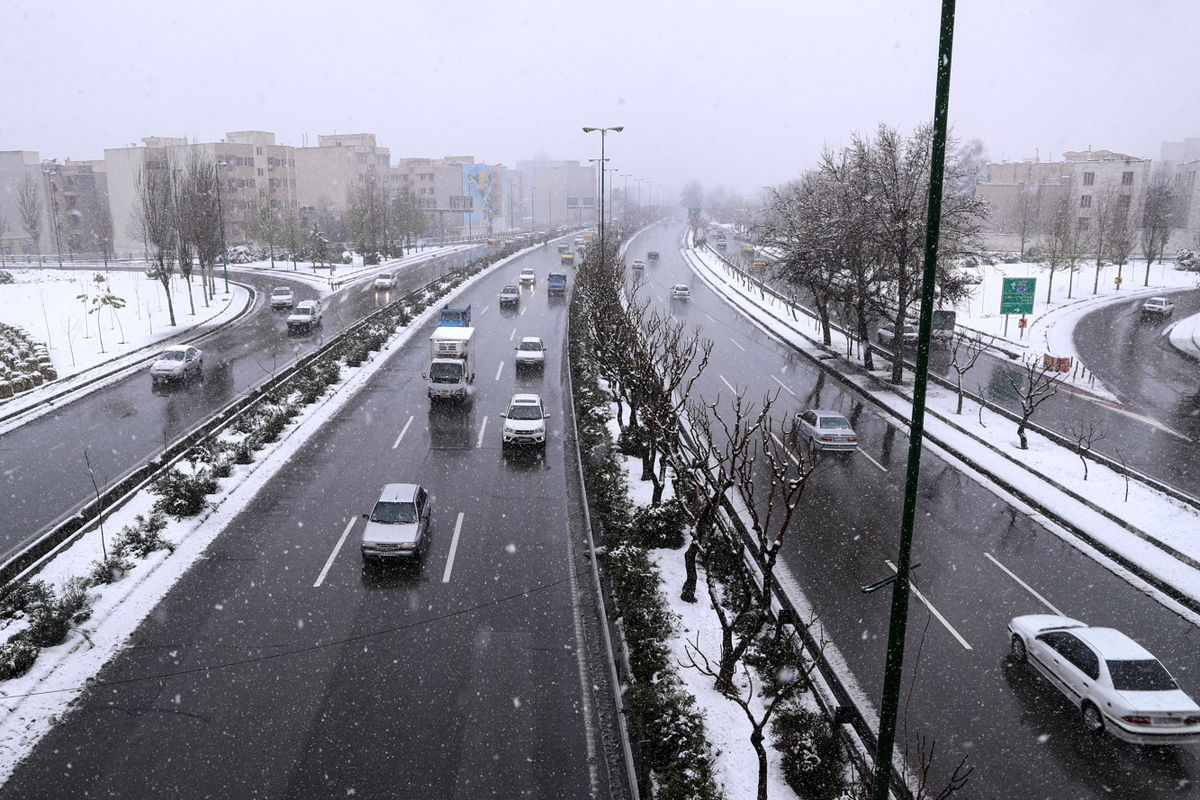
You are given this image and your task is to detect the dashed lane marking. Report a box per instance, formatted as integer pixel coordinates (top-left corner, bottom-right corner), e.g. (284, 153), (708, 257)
(391, 415), (414, 449)
(985, 552), (1065, 616)
(886, 560), (972, 650)
(771, 374), (796, 396)
(442, 512), (465, 583)
(476, 416), (488, 448)
(313, 517), (356, 587)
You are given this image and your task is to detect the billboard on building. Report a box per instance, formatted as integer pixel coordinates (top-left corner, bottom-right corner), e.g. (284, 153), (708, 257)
(463, 164), (507, 232)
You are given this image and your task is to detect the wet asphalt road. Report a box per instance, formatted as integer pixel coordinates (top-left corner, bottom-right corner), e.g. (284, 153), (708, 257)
(0, 245), (615, 798)
(629, 226), (1200, 799)
(0, 249), (482, 561)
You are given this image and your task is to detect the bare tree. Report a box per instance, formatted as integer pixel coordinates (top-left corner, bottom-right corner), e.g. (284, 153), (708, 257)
(1140, 168), (1175, 287)
(183, 151), (223, 304)
(1064, 419), (1106, 480)
(676, 391), (817, 800)
(0, 210), (8, 266)
(856, 123), (988, 383)
(1004, 356), (1063, 449)
(17, 173), (43, 255)
(945, 330), (992, 414)
(1038, 196), (1083, 303)
(135, 158), (179, 326)
(95, 195), (114, 268)
(251, 198), (282, 268)
(1005, 186), (1040, 258)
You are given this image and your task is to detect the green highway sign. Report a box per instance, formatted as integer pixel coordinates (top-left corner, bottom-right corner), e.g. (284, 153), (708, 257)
(1000, 277), (1036, 315)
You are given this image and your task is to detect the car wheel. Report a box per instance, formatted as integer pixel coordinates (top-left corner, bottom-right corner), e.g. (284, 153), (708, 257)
(1081, 702), (1105, 735)
(1010, 634), (1027, 663)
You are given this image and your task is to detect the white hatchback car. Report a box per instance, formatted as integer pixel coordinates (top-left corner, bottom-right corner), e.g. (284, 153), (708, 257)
(500, 393), (550, 449)
(360, 483), (431, 563)
(518, 268), (537, 286)
(515, 336), (546, 371)
(1008, 615), (1200, 744)
(374, 272), (396, 290)
(671, 284), (691, 299)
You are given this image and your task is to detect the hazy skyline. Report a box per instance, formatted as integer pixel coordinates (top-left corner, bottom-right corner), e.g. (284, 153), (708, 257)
(4, 0), (1197, 200)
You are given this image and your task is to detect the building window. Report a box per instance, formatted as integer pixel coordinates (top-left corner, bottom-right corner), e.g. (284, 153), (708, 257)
(1122, 171), (1133, 185)
(1077, 217), (1089, 231)
(256, 147), (262, 156)
(1080, 195), (1092, 208)
(1083, 172), (1095, 186)
(257, 168), (264, 177)
(1116, 195), (1131, 214)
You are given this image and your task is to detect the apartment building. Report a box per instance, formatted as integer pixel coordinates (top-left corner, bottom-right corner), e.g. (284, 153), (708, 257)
(0, 151), (52, 257)
(391, 156), (510, 238)
(105, 132), (299, 256)
(976, 149), (1151, 253)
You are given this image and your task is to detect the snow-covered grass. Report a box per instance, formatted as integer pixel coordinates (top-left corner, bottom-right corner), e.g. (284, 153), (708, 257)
(0, 267), (247, 382)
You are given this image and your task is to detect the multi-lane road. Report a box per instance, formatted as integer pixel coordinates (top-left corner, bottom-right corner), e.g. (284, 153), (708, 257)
(626, 225), (1200, 798)
(2, 225), (1198, 798)
(0, 243), (623, 798)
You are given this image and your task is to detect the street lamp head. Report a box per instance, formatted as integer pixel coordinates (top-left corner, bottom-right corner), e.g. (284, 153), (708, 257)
(582, 127), (596, 133)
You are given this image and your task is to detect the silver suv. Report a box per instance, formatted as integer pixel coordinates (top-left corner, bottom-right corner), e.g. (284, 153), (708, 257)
(500, 393), (549, 449)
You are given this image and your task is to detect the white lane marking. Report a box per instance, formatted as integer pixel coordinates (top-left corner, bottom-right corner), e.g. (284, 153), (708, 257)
(705, 313), (715, 323)
(886, 560), (972, 650)
(520, 305), (527, 316)
(495, 361), (504, 381)
(442, 512), (465, 583)
(476, 416), (489, 448)
(856, 447), (888, 472)
(719, 374), (737, 394)
(985, 552), (1066, 616)
(391, 415), (414, 449)
(770, 432), (800, 465)
(771, 374), (796, 397)
(314, 517), (357, 587)
(729, 337), (746, 352)
(510, 328), (516, 341)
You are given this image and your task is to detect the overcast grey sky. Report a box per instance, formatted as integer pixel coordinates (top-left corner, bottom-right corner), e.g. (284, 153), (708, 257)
(3, 0), (1197, 200)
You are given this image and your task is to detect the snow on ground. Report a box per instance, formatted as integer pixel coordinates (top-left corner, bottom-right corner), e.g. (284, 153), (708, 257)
(940, 256), (1200, 396)
(0, 267), (248, 381)
(0, 242), (529, 784)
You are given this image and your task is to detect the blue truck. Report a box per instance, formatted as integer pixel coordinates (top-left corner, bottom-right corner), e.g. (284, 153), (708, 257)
(547, 272), (567, 296)
(439, 304), (471, 327)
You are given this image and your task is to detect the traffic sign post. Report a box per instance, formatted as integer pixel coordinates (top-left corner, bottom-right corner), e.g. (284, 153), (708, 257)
(1001, 277), (1036, 337)
(1115, 275), (1123, 291)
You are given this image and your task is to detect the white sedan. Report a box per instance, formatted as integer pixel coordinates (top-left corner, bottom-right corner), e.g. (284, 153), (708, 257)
(150, 345), (203, 385)
(1008, 615), (1200, 744)
(670, 284), (691, 300)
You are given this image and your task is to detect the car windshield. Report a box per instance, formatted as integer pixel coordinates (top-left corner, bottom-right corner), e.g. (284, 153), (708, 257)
(378, 274), (390, 280)
(429, 362), (463, 382)
(159, 351), (185, 362)
(1107, 659), (1178, 691)
(519, 341), (542, 351)
(272, 289), (289, 296)
(507, 403), (543, 420)
(371, 500), (416, 524)
(819, 417), (849, 429)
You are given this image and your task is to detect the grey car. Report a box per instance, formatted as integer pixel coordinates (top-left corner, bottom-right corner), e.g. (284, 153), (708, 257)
(798, 409), (858, 452)
(361, 483), (431, 562)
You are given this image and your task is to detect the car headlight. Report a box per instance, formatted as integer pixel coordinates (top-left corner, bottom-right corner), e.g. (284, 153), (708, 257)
(362, 541), (378, 548)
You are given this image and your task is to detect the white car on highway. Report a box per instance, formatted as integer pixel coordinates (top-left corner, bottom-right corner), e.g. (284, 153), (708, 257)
(374, 272), (396, 290)
(514, 336), (546, 371)
(149, 345), (203, 385)
(1008, 615), (1200, 744)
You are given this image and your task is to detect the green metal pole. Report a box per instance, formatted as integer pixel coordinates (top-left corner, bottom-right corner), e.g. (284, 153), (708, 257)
(870, 1), (957, 798)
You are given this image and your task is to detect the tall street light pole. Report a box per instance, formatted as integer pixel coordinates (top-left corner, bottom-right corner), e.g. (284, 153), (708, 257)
(215, 161), (230, 293)
(582, 125), (622, 264)
(42, 164), (63, 267)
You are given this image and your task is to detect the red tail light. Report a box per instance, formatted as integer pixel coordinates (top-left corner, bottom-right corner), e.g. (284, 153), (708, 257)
(1121, 715), (1152, 725)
